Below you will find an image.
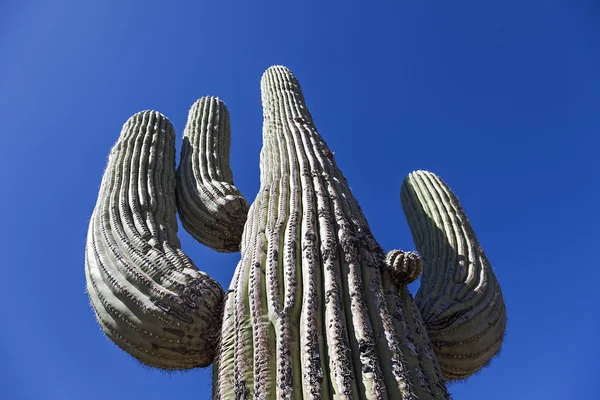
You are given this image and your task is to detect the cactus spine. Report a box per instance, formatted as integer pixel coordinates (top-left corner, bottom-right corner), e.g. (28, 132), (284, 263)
(85, 66), (506, 399)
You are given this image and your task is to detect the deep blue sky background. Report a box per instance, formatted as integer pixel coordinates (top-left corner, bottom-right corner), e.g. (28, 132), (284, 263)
(1, 1), (599, 399)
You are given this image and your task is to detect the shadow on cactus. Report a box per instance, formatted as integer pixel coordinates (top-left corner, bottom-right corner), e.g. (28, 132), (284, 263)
(84, 66), (506, 399)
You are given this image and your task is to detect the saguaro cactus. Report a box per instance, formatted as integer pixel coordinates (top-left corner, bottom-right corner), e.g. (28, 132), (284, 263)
(85, 66), (506, 399)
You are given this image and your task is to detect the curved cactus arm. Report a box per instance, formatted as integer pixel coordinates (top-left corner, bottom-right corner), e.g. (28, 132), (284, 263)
(176, 97), (249, 253)
(212, 66), (450, 400)
(400, 170), (507, 380)
(84, 111), (224, 370)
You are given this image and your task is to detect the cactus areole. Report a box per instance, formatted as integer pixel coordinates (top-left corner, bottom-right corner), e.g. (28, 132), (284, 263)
(85, 66), (506, 399)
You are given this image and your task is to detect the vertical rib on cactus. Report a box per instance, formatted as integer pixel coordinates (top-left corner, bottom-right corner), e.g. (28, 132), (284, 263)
(401, 170), (507, 380)
(84, 111), (224, 369)
(212, 66), (449, 399)
(176, 97), (249, 252)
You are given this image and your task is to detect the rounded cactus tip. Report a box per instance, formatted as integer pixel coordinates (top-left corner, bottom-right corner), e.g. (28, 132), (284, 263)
(264, 64), (292, 73)
(109, 110), (172, 155)
(261, 65), (298, 86)
(128, 110), (170, 122)
(189, 96), (224, 110)
(406, 170), (431, 180)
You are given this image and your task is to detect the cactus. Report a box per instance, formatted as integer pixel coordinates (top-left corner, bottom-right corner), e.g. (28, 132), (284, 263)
(84, 111), (224, 369)
(85, 66), (506, 399)
(176, 97), (249, 253)
(401, 171), (506, 380)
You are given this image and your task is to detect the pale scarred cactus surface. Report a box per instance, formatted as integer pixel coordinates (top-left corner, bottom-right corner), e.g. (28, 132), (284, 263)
(85, 66), (506, 399)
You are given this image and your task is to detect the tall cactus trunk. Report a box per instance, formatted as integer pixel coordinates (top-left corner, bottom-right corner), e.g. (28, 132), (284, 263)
(212, 66), (449, 399)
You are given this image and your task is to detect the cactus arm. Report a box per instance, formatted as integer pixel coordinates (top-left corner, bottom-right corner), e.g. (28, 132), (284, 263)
(385, 250), (422, 286)
(213, 66), (449, 399)
(380, 273), (451, 398)
(176, 97), (249, 253)
(400, 170), (507, 380)
(84, 111), (224, 370)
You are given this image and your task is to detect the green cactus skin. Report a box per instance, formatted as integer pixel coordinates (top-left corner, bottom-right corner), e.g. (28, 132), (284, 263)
(84, 66), (506, 399)
(211, 66), (449, 399)
(401, 171), (506, 380)
(84, 111), (224, 369)
(176, 97), (249, 253)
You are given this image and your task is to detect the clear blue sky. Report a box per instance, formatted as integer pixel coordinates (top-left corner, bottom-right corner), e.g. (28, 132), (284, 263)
(1, 1), (598, 399)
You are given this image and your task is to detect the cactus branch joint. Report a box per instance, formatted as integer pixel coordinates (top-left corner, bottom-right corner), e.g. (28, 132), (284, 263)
(84, 65), (506, 399)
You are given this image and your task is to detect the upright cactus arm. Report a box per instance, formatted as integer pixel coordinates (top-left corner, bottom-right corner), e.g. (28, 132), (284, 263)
(84, 111), (224, 370)
(400, 170), (507, 380)
(212, 66), (450, 400)
(176, 97), (249, 253)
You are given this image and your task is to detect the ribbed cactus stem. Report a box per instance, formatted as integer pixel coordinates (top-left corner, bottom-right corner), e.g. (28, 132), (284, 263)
(176, 97), (249, 252)
(401, 170), (506, 380)
(84, 111), (224, 369)
(213, 66), (449, 399)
